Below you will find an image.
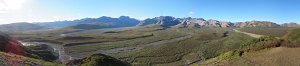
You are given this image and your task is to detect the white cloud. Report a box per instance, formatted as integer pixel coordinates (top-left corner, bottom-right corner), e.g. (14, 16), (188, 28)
(188, 11), (195, 17)
(0, 0), (27, 13)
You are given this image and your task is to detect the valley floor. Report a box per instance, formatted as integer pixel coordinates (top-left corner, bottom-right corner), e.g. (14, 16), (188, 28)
(12, 26), (299, 66)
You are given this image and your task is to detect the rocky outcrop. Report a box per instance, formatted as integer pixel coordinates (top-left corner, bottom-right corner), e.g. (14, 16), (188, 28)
(175, 17), (233, 28)
(206, 19), (221, 27)
(156, 16), (181, 27)
(176, 17), (204, 28)
(220, 22), (234, 28)
(139, 16), (180, 27)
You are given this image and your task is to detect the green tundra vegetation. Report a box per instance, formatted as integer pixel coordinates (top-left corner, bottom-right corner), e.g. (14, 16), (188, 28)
(5, 24), (299, 66)
(238, 27), (295, 37)
(64, 26), (188, 54)
(281, 28), (300, 47)
(0, 52), (63, 66)
(193, 28), (300, 66)
(111, 28), (259, 66)
(287, 28), (300, 41)
(67, 53), (130, 66)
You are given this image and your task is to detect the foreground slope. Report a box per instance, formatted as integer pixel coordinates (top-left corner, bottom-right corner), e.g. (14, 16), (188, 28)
(197, 28), (300, 66)
(0, 32), (62, 66)
(0, 52), (62, 66)
(199, 47), (300, 66)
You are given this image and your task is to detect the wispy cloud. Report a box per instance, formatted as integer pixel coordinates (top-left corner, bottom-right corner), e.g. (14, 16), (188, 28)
(188, 11), (195, 17)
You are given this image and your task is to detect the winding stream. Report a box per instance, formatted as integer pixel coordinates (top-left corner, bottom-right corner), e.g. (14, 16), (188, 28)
(21, 42), (73, 64)
(70, 35), (193, 59)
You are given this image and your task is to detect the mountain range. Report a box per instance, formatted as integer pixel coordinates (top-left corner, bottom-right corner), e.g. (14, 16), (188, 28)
(0, 16), (299, 32)
(0, 22), (49, 32)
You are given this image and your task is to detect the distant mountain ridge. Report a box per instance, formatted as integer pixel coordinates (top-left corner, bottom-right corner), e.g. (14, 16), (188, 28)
(0, 16), (299, 32)
(281, 22), (300, 27)
(139, 16), (286, 28)
(0, 22), (49, 32)
(34, 16), (140, 29)
(72, 16), (140, 29)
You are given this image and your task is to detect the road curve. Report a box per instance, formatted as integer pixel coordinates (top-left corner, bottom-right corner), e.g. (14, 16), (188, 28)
(233, 29), (263, 38)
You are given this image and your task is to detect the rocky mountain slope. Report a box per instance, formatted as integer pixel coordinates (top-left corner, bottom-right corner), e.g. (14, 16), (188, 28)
(139, 16), (282, 28)
(198, 28), (300, 66)
(1, 16), (297, 32)
(138, 16), (181, 27)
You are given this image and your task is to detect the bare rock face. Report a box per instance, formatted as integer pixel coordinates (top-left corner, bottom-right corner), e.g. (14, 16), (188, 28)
(207, 19), (221, 27)
(138, 18), (158, 26)
(156, 16), (181, 27)
(177, 17), (204, 28)
(198, 21), (209, 26)
(139, 16), (181, 27)
(234, 22), (247, 28)
(220, 22), (234, 28)
(176, 18), (236, 28)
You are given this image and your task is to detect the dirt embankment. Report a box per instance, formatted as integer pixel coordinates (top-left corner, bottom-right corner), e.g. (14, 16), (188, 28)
(233, 29), (263, 38)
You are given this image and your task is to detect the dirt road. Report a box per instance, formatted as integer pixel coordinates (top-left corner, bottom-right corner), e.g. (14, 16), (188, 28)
(233, 29), (263, 38)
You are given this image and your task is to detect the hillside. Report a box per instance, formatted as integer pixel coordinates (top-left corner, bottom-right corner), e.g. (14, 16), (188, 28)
(36, 16), (141, 29)
(194, 28), (300, 66)
(0, 29), (138, 66)
(0, 52), (62, 66)
(197, 47), (300, 66)
(67, 53), (130, 66)
(0, 22), (49, 32)
(0, 32), (62, 66)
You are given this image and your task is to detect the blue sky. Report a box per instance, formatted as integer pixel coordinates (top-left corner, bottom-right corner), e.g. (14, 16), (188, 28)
(0, 0), (299, 24)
